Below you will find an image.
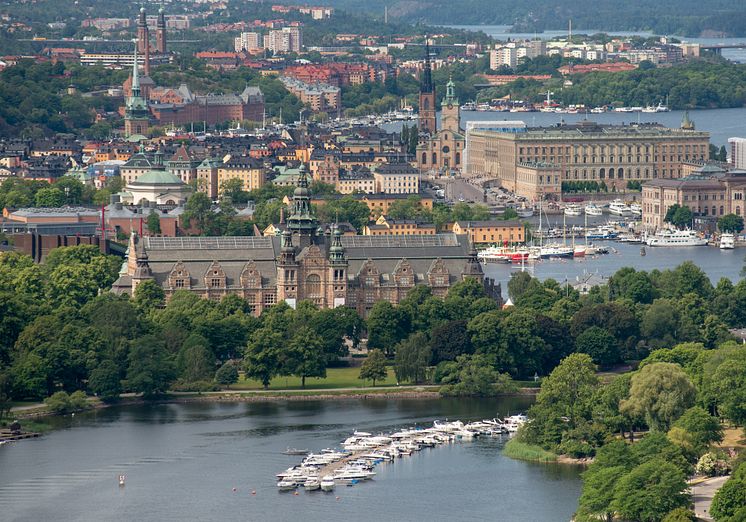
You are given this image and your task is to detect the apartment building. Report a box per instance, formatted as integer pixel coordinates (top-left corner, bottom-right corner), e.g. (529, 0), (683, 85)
(217, 155), (267, 193)
(372, 162), (420, 194)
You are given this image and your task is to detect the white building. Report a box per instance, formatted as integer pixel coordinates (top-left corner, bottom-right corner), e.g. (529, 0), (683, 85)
(264, 27), (302, 54)
(490, 46), (517, 69)
(729, 137), (746, 169)
(234, 32), (261, 52)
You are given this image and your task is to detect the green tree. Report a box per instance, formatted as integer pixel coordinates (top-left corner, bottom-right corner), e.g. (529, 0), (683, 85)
(147, 210), (161, 235)
(718, 213), (745, 233)
(611, 459), (690, 522)
(126, 335), (175, 398)
(430, 319), (473, 364)
(215, 361), (239, 388)
(243, 328), (283, 389)
(366, 301), (410, 356)
(288, 326), (327, 388)
(661, 508), (695, 522)
(621, 363), (697, 431)
(133, 280), (165, 313)
(535, 353), (599, 429)
(439, 353), (516, 397)
(182, 191), (214, 232)
(393, 332), (431, 384)
(668, 406), (723, 459)
(88, 360), (122, 402)
(177, 338), (215, 382)
(575, 326), (619, 368)
(664, 204), (694, 229)
(359, 349), (388, 386)
(577, 465), (628, 522)
(34, 187), (66, 207)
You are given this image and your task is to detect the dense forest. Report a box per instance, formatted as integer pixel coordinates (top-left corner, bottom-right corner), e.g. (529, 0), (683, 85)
(301, 0), (746, 37)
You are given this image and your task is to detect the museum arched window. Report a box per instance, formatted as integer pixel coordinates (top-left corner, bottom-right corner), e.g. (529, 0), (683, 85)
(306, 274), (322, 297)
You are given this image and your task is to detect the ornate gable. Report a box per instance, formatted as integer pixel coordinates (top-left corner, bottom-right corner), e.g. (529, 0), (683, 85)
(427, 257), (450, 286)
(168, 261), (192, 289)
(301, 244), (326, 268)
(393, 258), (414, 287)
(358, 258), (380, 287)
(240, 260), (262, 289)
(204, 260), (227, 289)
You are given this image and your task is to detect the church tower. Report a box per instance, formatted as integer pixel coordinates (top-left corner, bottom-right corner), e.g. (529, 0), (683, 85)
(124, 42), (150, 138)
(418, 41), (436, 134)
(137, 6), (151, 75)
(441, 75), (460, 133)
(156, 7), (167, 54)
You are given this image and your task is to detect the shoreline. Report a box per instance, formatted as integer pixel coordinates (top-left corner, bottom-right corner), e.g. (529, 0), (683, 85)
(8, 387), (540, 424)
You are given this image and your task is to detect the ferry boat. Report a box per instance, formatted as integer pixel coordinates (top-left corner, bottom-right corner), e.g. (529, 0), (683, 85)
(564, 204), (582, 216)
(608, 200), (631, 216)
(584, 203), (603, 216)
(477, 246), (513, 263)
(645, 229), (707, 247)
(720, 233), (735, 249)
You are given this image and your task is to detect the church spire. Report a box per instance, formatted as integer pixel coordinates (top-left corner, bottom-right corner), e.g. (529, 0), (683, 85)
(421, 38), (433, 94)
(444, 74), (457, 105)
(131, 40), (141, 97)
(287, 164), (318, 238)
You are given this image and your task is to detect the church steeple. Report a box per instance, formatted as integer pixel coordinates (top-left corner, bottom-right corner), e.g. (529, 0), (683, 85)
(124, 40), (150, 139)
(286, 164), (318, 244)
(444, 75), (457, 105)
(418, 38), (437, 134)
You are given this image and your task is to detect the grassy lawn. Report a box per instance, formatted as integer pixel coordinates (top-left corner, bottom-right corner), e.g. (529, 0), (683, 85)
(720, 427), (746, 449)
(502, 438), (558, 463)
(231, 366), (399, 390)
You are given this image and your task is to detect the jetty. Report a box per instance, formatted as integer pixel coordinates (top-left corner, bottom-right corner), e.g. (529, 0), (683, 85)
(275, 415), (528, 491)
(0, 429), (41, 442)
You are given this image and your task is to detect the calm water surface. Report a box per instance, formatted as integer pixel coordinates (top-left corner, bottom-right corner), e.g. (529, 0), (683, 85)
(483, 240), (745, 289)
(0, 399), (582, 522)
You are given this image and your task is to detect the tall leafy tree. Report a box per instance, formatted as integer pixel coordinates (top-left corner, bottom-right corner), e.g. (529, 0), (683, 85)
(621, 363), (696, 431)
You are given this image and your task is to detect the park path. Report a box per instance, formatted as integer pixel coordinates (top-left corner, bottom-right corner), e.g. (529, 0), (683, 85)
(692, 475), (729, 521)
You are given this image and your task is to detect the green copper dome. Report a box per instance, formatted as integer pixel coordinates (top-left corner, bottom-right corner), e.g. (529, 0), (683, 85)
(132, 169), (184, 185)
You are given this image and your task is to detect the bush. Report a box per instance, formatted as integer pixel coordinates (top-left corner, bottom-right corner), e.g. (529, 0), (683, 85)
(695, 452), (731, 477)
(215, 362), (239, 388)
(44, 390), (89, 414)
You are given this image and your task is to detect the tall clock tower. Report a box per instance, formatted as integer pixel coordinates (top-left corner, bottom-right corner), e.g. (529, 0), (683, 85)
(418, 42), (436, 134)
(441, 76), (460, 133)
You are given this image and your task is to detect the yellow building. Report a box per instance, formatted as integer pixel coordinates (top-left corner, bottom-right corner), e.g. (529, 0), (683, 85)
(217, 155), (267, 193)
(452, 220), (525, 245)
(363, 215), (437, 236)
(372, 162), (420, 194)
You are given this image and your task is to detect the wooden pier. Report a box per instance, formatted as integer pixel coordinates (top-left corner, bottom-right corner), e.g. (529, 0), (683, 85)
(0, 430), (41, 442)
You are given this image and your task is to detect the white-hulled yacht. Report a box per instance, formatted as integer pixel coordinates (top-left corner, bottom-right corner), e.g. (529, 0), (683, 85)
(584, 203), (603, 216)
(645, 228), (707, 247)
(608, 199), (631, 216)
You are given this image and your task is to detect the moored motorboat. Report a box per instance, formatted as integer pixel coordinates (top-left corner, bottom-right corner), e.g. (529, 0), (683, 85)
(304, 476), (321, 491)
(277, 480), (297, 491)
(320, 475), (335, 492)
(645, 228), (707, 247)
(720, 233), (735, 249)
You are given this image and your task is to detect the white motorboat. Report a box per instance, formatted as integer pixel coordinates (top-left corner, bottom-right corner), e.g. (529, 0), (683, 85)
(564, 204), (582, 216)
(516, 204), (534, 218)
(645, 228), (707, 247)
(720, 233), (735, 249)
(629, 203), (642, 217)
(608, 200), (631, 216)
(304, 476), (321, 491)
(539, 244), (574, 258)
(584, 203), (603, 216)
(320, 475), (335, 492)
(277, 480), (297, 491)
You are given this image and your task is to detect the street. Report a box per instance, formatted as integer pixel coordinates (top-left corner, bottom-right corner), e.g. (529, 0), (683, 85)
(692, 475), (729, 521)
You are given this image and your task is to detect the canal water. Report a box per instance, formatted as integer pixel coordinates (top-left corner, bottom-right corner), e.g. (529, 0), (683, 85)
(483, 240), (745, 290)
(0, 398), (582, 522)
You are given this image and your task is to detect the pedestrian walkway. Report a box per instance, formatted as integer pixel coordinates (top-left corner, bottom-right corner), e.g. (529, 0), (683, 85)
(692, 475), (729, 521)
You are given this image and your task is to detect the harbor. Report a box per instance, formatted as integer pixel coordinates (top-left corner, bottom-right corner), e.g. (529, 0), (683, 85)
(275, 416), (527, 492)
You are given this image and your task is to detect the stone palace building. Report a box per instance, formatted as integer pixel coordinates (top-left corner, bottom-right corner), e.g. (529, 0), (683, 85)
(112, 167), (501, 316)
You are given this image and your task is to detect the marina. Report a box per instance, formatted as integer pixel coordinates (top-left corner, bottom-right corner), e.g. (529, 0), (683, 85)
(275, 417), (526, 492)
